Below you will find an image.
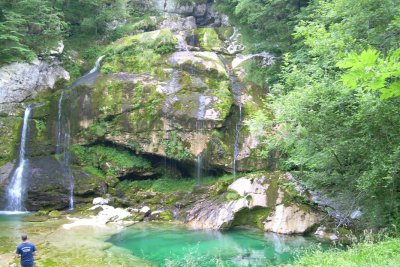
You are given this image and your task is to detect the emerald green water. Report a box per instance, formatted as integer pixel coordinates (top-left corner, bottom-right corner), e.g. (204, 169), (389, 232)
(109, 223), (326, 267)
(0, 215), (329, 267)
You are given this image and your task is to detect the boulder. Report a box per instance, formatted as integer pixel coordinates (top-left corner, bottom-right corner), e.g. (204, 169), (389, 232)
(186, 173), (323, 234)
(186, 175), (273, 230)
(158, 14), (197, 32)
(140, 206), (151, 215)
(21, 156), (104, 210)
(93, 197), (109, 205)
(167, 51), (227, 77)
(0, 59), (69, 115)
(193, 4), (207, 17)
(264, 204), (321, 234)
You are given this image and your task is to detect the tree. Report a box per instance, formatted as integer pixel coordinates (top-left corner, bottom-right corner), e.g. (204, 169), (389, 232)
(0, 10), (34, 64)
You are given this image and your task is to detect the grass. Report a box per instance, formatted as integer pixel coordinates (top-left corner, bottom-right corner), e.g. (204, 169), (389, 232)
(116, 174), (236, 194)
(287, 238), (400, 267)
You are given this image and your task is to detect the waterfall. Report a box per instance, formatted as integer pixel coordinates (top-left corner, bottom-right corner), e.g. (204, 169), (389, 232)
(223, 27), (245, 55)
(5, 106), (32, 211)
(176, 32), (189, 52)
(232, 52), (275, 69)
(89, 55), (105, 74)
(56, 91), (64, 154)
(55, 55), (105, 210)
(218, 55), (243, 177)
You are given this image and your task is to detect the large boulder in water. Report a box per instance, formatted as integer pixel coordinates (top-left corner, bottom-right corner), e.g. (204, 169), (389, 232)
(186, 172), (323, 234)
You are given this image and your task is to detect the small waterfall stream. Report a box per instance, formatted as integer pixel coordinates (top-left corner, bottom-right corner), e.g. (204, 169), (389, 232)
(5, 106), (32, 211)
(218, 55), (243, 177)
(176, 32), (189, 52)
(56, 55), (104, 210)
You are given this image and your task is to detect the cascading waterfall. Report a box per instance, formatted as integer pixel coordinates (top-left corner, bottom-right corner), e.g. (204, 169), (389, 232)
(5, 106), (32, 211)
(218, 55), (243, 177)
(176, 32), (189, 52)
(56, 91), (64, 154)
(223, 27), (245, 55)
(56, 96), (74, 210)
(232, 52), (275, 69)
(56, 55), (104, 210)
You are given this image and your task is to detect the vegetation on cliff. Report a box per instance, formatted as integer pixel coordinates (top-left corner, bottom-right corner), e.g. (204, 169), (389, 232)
(219, 0), (400, 230)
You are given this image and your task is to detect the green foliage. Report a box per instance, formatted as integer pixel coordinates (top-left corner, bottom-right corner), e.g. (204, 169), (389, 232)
(71, 144), (151, 177)
(162, 131), (192, 161)
(242, 0), (400, 228)
(337, 48), (400, 99)
(102, 29), (176, 74)
(288, 238), (400, 267)
(226, 191), (241, 201)
(115, 176), (224, 194)
(216, 0), (309, 55)
(0, 0), (65, 64)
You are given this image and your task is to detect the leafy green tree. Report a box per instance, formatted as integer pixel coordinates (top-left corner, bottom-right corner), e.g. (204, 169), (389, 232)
(0, 10), (34, 64)
(337, 48), (400, 99)
(245, 0), (400, 227)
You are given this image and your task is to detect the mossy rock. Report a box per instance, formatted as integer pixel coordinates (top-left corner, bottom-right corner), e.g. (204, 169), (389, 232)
(215, 27), (234, 41)
(48, 210), (63, 217)
(0, 116), (22, 165)
(231, 207), (271, 230)
(159, 211), (174, 221)
(194, 28), (223, 52)
(226, 191), (241, 201)
(102, 29), (176, 74)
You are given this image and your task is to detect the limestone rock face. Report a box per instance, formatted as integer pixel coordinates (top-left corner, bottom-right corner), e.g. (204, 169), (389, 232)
(264, 204), (321, 234)
(0, 59), (69, 115)
(0, 162), (14, 186)
(186, 173), (322, 234)
(186, 198), (249, 230)
(153, 0), (228, 27)
(158, 14), (197, 32)
(186, 175), (271, 230)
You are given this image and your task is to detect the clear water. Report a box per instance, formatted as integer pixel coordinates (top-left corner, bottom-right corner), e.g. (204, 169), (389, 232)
(108, 223), (325, 266)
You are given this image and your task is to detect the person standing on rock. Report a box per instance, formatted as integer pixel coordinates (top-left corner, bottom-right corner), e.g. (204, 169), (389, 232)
(16, 234), (36, 267)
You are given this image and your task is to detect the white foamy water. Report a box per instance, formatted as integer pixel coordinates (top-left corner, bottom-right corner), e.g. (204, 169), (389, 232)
(5, 106), (32, 211)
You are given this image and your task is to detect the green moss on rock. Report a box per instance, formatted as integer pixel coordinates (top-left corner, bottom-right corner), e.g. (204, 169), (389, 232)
(71, 144), (152, 178)
(194, 28), (222, 52)
(102, 29), (176, 74)
(231, 207), (271, 230)
(0, 116), (21, 166)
